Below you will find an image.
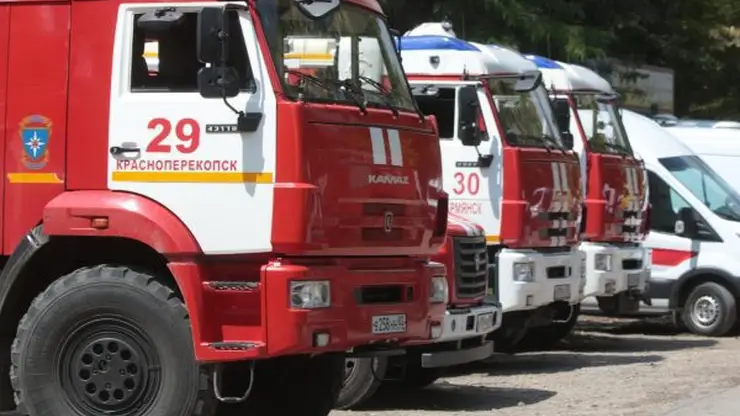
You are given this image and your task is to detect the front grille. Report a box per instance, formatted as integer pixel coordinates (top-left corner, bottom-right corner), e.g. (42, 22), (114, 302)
(546, 265), (571, 279)
(452, 236), (488, 299)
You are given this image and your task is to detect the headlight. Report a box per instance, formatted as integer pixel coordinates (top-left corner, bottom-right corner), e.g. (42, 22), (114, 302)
(594, 253), (613, 271)
(430, 276), (449, 304)
(290, 280), (331, 309)
(513, 262), (535, 282)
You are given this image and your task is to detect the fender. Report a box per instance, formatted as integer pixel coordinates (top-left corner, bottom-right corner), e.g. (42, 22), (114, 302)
(669, 267), (740, 308)
(43, 190), (201, 255)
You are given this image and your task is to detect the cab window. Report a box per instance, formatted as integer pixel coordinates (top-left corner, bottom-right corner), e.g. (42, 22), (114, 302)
(129, 11), (255, 92)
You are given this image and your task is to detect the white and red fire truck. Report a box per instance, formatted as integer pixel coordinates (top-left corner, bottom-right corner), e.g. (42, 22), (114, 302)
(0, 1), (451, 415)
(399, 23), (586, 351)
(524, 56), (651, 315)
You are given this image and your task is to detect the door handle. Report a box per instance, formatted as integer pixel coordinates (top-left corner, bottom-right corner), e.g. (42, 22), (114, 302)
(109, 142), (141, 160)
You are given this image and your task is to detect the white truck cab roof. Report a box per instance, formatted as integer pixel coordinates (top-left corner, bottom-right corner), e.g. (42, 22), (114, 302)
(524, 54), (613, 94)
(622, 110), (691, 160)
(399, 22), (537, 76)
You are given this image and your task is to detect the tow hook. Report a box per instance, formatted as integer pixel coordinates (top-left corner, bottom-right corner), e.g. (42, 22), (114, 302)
(212, 361), (255, 403)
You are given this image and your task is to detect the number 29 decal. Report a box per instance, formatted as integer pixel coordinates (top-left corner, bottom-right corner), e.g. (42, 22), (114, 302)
(452, 171), (481, 196)
(146, 118), (201, 154)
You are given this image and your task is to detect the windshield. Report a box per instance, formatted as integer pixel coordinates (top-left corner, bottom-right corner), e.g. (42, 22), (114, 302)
(660, 155), (740, 222)
(486, 78), (563, 148)
(575, 96), (633, 155)
(255, 0), (416, 112)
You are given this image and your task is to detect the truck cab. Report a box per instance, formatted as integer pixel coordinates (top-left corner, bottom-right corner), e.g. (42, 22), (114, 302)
(399, 22), (586, 351)
(0, 1), (448, 415)
(525, 55), (651, 316)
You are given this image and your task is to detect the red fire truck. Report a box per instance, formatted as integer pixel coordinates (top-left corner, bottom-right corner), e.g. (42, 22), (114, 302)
(0, 0), (448, 415)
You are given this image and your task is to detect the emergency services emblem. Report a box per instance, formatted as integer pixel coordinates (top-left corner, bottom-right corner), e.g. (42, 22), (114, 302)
(19, 115), (52, 170)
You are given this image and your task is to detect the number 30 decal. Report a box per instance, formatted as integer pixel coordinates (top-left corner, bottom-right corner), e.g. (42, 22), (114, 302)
(453, 172), (481, 195)
(147, 118), (201, 154)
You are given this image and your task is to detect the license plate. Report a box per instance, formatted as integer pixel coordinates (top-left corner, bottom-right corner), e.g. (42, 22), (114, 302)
(554, 284), (571, 301)
(628, 273), (641, 288)
(371, 314), (407, 334)
(477, 312), (494, 333)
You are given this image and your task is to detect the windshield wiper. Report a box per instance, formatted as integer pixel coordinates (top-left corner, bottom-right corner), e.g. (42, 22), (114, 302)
(599, 141), (631, 156)
(285, 70), (367, 114)
(357, 75), (400, 118)
(507, 133), (563, 152)
(540, 134), (564, 152)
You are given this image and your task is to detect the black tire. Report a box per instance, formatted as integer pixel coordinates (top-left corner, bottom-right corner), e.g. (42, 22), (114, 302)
(219, 353), (345, 416)
(334, 357), (387, 410)
(518, 304), (580, 351)
(681, 282), (737, 337)
(10, 265), (216, 416)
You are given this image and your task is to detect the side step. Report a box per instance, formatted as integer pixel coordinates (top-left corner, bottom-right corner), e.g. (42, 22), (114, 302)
(207, 341), (263, 351)
(205, 281), (260, 291)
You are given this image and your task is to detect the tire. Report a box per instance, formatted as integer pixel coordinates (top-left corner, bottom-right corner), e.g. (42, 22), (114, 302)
(681, 282), (737, 337)
(10, 265), (216, 416)
(518, 304), (580, 350)
(219, 353), (345, 416)
(334, 357), (387, 410)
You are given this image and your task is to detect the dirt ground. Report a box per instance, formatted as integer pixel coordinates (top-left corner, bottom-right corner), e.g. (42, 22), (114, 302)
(332, 315), (740, 416)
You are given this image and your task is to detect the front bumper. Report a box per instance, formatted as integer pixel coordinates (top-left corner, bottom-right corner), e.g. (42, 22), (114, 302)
(497, 248), (585, 313)
(435, 303), (502, 343)
(185, 258), (445, 362)
(580, 243), (649, 298)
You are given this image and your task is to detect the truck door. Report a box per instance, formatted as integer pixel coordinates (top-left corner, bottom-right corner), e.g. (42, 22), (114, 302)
(412, 81), (504, 244)
(107, 6), (276, 254)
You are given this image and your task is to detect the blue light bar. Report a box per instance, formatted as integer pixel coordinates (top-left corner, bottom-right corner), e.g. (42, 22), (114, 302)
(398, 35), (480, 52)
(523, 54), (563, 69)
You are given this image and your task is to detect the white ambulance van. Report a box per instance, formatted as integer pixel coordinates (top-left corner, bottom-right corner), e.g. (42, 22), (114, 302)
(623, 110), (740, 336)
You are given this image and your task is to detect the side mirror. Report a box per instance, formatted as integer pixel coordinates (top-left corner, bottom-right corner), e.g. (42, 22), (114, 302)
(457, 86), (482, 147)
(514, 70), (543, 93)
(676, 207), (698, 237)
(561, 132), (574, 150)
(197, 7), (229, 64)
(197, 67), (240, 99)
(552, 98), (571, 134)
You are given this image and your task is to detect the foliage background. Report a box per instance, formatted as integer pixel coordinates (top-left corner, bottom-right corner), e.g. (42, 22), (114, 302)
(380, 0), (740, 118)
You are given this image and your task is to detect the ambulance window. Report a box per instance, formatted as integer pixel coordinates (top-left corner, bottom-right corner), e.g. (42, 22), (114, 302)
(130, 11), (255, 93)
(414, 88), (455, 140)
(647, 171), (691, 234)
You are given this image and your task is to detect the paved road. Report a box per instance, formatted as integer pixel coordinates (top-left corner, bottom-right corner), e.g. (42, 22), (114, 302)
(332, 315), (740, 416)
(661, 384), (740, 416)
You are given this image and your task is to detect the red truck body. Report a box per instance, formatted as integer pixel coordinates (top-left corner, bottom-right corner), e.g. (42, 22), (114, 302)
(0, 0), (448, 414)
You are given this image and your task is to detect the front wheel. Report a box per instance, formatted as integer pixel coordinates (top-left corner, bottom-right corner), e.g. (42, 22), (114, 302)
(518, 304), (580, 350)
(10, 265), (216, 416)
(681, 282), (737, 337)
(334, 357), (387, 410)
